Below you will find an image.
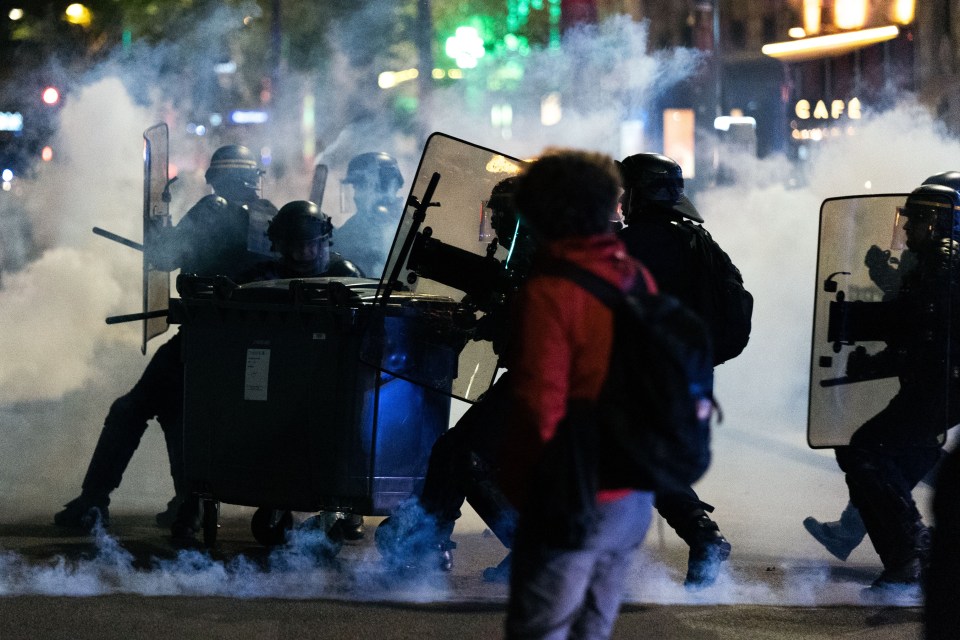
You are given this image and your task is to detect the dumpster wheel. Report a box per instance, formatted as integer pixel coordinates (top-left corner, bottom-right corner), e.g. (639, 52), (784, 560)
(298, 513), (346, 560)
(251, 508), (294, 547)
(201, 499), (220, 548)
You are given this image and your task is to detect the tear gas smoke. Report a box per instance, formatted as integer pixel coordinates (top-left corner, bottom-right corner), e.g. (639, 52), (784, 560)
(426, 15), (704, 159)
(0, 10), (954, 606)
(0, 522), (454, 600)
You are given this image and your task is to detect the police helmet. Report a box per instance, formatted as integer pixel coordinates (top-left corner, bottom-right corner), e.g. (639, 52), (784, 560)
(267, 200), (333, 251)
(344, 152), (404, 190)
(488, 176), (519, 233)
(922, 171), (960, 193)
(205, 144), (263, 190)
(618, 152), (703, 223)
(902, 183), (960, 242)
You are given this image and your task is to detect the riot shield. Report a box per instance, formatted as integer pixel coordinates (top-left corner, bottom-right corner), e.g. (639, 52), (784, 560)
(142, 124), (172, 353)
(808, 193), (957, 447)
(363, 132), (526, 402)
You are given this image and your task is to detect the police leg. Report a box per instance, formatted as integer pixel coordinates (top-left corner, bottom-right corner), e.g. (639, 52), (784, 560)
(455, 375), (515, 579)
(378, 378), (511, 571)
(52, 391), (151, 530)
(54, 338), (181, 530)
(836, 445), (937, 589)
(418, 427), (472, 538)
(375, 428), (468, 571)
(464, 452), (517, 547)
(462, 451), (518, 582)
(655, 485), (731, 589)
(156, 360), (188, 529)
(419, 374), (512, 528)
(147, 335), (207, 540)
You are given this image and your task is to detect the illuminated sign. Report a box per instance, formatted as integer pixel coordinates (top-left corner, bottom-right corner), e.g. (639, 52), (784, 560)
(230, 110), (269, 125)
(0, 111), (24, 132)
(795, 98), (862, 120)
(791, 98), (862, 142)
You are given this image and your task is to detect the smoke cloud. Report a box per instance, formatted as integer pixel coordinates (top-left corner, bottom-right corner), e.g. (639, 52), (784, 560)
(0, 10), (953, 606)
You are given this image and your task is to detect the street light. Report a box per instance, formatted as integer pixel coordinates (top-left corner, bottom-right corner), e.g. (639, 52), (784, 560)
(64, 3), (92, 27)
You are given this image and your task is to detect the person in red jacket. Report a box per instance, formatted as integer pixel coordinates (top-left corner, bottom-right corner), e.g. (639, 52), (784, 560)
(500, 149), (657, 640)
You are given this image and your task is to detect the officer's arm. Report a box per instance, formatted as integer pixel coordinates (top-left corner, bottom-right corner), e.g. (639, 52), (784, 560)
(145, 222), (182, 271)
(146, 196), (222, 272)
(845, 345), (897, 380)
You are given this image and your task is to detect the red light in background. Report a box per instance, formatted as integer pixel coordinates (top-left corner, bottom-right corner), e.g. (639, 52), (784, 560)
(41, 146), (53, 161)
(41, 87), (60, 105)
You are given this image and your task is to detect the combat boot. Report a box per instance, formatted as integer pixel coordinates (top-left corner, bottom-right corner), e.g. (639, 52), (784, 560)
(862, 557), (923, 604)
(170, 496), (202, 541)
(683, 514), (731, 589)
(872, 557), (922, 588)
(802, 502), (866, 561)
(155, 496), (183, 528)
(375, 514), (455, 572)
(54, 493), (110, 531)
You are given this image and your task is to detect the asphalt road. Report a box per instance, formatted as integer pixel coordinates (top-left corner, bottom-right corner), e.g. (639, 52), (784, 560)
(0, 510), (925, 640)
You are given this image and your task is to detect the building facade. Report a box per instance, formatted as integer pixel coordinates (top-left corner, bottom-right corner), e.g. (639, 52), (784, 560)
(598, 1), (960, 182)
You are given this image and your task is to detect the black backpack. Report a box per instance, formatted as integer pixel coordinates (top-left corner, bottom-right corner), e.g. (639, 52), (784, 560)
(680, 222), (753, 365)
(525, 261), (717, 548)
(542, 260), (717, 494)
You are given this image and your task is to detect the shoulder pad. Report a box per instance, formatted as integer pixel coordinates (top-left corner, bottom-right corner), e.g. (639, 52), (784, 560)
(326, 255), (366, 278)
(677, 219), (712, 240)
(249, 198), (279, 214)
(199, 194), (229, 210)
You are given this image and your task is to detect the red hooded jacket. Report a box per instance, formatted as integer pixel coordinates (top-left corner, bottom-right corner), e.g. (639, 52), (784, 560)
(501, 233), (657, 507)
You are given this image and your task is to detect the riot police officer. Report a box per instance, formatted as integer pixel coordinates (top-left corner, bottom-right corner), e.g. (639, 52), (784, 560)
(804, 172), (960, 564)
(375, 176), (531, 576)
(243, 200), (362, 281)
(149, 144), (278, 278)
(54, 145), (278, 534)
(333, 152), (405, 278)
(616, 153), (744, 589)
(238, 200), (366, 540)
(835, 183), (960, 595)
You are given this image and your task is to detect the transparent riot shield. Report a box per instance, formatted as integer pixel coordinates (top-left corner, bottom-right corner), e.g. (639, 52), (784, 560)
(142, 123), (172, 353)
(808, 193), (957, 447)
(362, 132), (526, 402)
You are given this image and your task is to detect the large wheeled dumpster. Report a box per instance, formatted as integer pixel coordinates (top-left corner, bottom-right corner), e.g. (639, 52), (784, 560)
(171, 132), (524, 551)
(172, 276), (464, 548)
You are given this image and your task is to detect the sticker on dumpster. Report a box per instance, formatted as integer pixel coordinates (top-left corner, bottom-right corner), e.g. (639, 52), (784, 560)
(244, 348), (270, 401)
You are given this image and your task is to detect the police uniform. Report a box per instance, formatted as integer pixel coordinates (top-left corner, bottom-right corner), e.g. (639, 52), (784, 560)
(55, 145), (277, 532)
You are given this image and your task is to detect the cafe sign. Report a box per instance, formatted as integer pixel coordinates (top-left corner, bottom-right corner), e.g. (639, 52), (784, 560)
(791, 97), (862, 141)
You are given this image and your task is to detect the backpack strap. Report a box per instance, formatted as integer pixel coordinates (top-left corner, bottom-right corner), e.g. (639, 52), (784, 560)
(540, 257), (723, 423)
(536, 259), (633, 309)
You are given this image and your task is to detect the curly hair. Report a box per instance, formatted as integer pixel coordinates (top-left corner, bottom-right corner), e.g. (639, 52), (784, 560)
(514, 148), (621, 240)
